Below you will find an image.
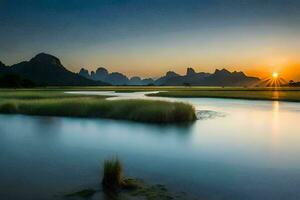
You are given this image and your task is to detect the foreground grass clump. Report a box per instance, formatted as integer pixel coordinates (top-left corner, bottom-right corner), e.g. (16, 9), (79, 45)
(66, 158), (184, 200)
(101, 158), (141, 191)
(102, 158), (124, 191)
(0, 97), (196, 123)
(101, 158), (176, 200)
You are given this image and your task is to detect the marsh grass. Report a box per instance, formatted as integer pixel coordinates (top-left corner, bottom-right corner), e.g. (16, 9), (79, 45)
(101, 158), (142, 192)
(0, 103), (17, 113)
(148, 90), (300, 102)
(0, 90), (105, 100)
(102, 158), (123, 191)
(0, 93), (196, 123)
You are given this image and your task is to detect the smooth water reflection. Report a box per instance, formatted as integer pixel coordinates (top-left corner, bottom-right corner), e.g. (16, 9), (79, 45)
(0, 97), (300, 200)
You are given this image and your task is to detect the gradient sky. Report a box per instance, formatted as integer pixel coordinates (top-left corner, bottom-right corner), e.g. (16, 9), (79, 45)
(1, 0), (300, 80)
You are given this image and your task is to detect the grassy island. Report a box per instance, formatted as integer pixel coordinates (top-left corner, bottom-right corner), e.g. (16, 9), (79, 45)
(148, 89), (300, 102)
(71, 86), (300, 102)
(0, 90), (196, 123)
(50, 86), (300, 102)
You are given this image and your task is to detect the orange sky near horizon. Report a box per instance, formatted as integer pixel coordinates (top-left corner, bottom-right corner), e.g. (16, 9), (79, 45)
(63, 27), (300, 81)
(67, 61), (300, 81)
(66, 52), (300, 81)
(247, 64), (300, 82)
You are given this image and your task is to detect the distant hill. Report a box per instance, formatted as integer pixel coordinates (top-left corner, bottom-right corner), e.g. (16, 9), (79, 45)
(287, 80), (300, 87)
(0, 73), (36, 88)
(0, 53), (109, 86)
(79, 66), (260, 86)
(154, 68), (260, 86)
(154, 71), (180, 85)
(0, 61), (36, 88)
(79, 67), (154, 85)
(0, 61), (10, 73)
(1, 53), (260, 87)
(0, 61), (6, 68)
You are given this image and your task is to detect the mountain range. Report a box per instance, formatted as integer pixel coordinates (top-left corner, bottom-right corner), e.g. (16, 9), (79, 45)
(79, 66), (260, 86)
(79, 67), (154, 85)
(0, 53), (260, 87)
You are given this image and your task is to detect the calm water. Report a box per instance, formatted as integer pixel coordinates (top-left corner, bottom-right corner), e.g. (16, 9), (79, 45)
(1, 93), (300, 200)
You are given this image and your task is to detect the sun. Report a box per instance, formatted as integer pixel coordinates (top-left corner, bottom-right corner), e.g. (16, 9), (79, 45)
(272, 72), (278, 78)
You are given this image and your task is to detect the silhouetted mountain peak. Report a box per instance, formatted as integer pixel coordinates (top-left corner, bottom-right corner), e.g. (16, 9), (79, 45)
(79, 68), (90, 78)
(107, 72), (129, 85)
(130, 76), (141, 81)
(79, 68), (88, 73)
(232, 71), (246, 77)
(30, 53), (62, 66)
(110, 72), (121, 76)
(0, 61), (9, 73)
(77, 64), (259, 86)
(166, 71), (179, 78)
(79, 67), (131, 85)
(96, 67), (108, 75)
(91, 67), (109, 81)
(214, 68), (231, 75)
(9, 53), (108, 86)
(186, 67), (196, 76)
(129, 76), (142, 85)
(0, 61), (6, 68)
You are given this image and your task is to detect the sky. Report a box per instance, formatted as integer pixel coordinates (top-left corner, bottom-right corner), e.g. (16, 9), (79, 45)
(0, 0), (300, 80)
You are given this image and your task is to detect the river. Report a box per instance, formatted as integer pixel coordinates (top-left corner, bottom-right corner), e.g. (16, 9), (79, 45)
(1, 91), (300, 200)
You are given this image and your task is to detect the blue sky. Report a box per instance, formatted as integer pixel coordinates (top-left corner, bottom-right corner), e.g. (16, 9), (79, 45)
(1, 0), (300, 79)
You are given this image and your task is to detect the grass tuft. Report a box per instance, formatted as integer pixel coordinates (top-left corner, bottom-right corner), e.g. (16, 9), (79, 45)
(66, 158), (179, 199)
(102, 158), (123, 191)
(101, 158), (175, 200)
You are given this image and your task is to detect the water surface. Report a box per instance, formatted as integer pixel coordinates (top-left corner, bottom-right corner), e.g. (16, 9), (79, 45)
(1, 93), (300, 200)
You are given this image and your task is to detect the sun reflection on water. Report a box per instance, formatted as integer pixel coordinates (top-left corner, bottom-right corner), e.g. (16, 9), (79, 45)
(271, 101), (280, 153)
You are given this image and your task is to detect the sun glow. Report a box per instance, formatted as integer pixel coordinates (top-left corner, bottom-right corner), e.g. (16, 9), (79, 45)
(255, 71), (287, 87)
(272, 72), (279, 78)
